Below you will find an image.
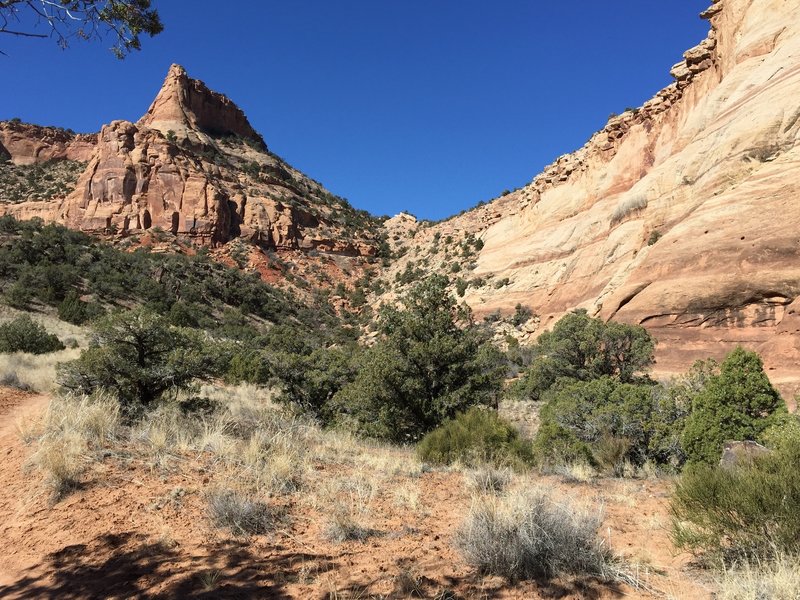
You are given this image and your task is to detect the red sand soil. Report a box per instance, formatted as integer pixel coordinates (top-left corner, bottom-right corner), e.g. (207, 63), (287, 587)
(0, 389), (714, 599)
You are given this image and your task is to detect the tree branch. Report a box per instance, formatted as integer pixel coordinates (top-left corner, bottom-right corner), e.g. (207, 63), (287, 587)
(0, 27), (47, 37)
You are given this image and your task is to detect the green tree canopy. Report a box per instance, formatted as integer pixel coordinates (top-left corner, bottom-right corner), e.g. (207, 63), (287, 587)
(0, 314), (64, 354)
(532, 376), (677, 467)
(511, 310), (655, 401)
(57, 308), (212, 413)
(681, 347), (785, 464)
(332, 274), (505, 442)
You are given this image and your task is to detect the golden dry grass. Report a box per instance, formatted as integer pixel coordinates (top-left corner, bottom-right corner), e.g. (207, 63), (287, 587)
(23, 392), (122, 499)
(715, 555), (800, 600)
(0, 347), (82, 393)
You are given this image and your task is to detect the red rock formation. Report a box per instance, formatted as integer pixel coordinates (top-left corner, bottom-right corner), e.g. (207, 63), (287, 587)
(0, 122), (95, 165)
(138, 64), (264, 147)
(1, 65), (379, 258)
(59, 119), (232, 244)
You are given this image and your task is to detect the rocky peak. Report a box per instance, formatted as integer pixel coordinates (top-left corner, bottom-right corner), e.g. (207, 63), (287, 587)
(138, 64), (265, 148)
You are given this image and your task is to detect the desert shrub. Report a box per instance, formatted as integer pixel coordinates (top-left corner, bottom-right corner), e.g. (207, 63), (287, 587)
(0, 370), (32, 391)
(647, 230), (662, 245)
(167, 300), (204, 328)
(511, 303), (533, 327)
(57, 291), (104, 325)
(504, 336), (535, 375)
(591, 434), (632, 476)
(332, 275), (505, 442)
(682, 347), (785, 465)
(507, 355), (563, 402)
(416, 407), (533, 469)
(270, 345), (360, 421)
(207, 489), (276, 536)
(225, 350), (271, 385)
(57, 308), (214, 414)
(454, 487), (612, 581)
(510, 310), (655, 402)
(671, 421), (800, 563)
(324, 510), (375, 543)
(533, 377), (670, 467)
(465, 466), (513, 494)
(0, 315), (64, 354)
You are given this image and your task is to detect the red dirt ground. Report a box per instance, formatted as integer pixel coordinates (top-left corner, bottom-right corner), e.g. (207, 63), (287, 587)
(0, 389), (714, 599)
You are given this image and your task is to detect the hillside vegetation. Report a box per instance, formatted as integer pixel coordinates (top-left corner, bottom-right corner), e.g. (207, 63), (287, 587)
(0, 214), (797, 597)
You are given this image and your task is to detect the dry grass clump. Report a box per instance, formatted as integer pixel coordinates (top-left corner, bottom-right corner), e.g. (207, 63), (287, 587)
(392, 568), (426, 597)
(133, 384), (310, 495)
(309, 427), (422, 478)
(43, 392), (122, 446)
(0, 347), (82, 393)
(464, 466), (513, 494)
(24, 393), (122, 500)
(325, 508), (375, 543)
(552, 461), (597, 483)
(321, 474), (380, 543)
(392, 483), (422, 512)
(206, 488), (277, 537)
(715, 555), (800, 600)
(454, 486), (612, 581)
(29, 431), (86, 500)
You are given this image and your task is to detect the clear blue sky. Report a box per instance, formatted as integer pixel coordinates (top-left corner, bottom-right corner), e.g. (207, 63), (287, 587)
(2, 1), (708, 220)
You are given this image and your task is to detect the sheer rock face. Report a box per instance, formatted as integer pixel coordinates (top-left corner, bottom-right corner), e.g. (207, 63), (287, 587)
(385, 0), (800, 392)
(1, 66), (376, 255)
(59, 120), (233, 244)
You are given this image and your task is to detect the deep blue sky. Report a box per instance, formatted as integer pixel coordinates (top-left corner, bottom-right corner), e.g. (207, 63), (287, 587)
(2, 1), (708, 220)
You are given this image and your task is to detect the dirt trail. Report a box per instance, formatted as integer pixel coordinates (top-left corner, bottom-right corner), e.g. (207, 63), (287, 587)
(0, 389), (50, 589)
(0, 388), (47, 438)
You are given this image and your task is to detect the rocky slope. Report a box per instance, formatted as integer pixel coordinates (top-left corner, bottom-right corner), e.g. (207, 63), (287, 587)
(0, 65), (381, 266)
(383, 0), (800, 394)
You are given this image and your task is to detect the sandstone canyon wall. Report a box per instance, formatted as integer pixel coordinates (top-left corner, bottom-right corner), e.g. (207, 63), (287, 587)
(385, 0), (800, 393)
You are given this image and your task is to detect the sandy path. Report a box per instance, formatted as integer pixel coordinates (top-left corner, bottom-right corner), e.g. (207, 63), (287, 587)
(0, 389), (50, 589)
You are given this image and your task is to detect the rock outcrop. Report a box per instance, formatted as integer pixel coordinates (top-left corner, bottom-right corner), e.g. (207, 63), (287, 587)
(138, 64), (265, 148)
(0, 66), (379, 257)
(60, 119), (232, 244)
(0, 122), (95, 165)
(386, 0), (800, 394)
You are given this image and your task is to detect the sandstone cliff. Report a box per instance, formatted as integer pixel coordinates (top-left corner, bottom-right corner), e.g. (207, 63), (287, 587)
(138, 64), (265, 148)
(0, 66), (380, 262)
(0, 121), (95, 165)
(386, 0), (800, 393)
